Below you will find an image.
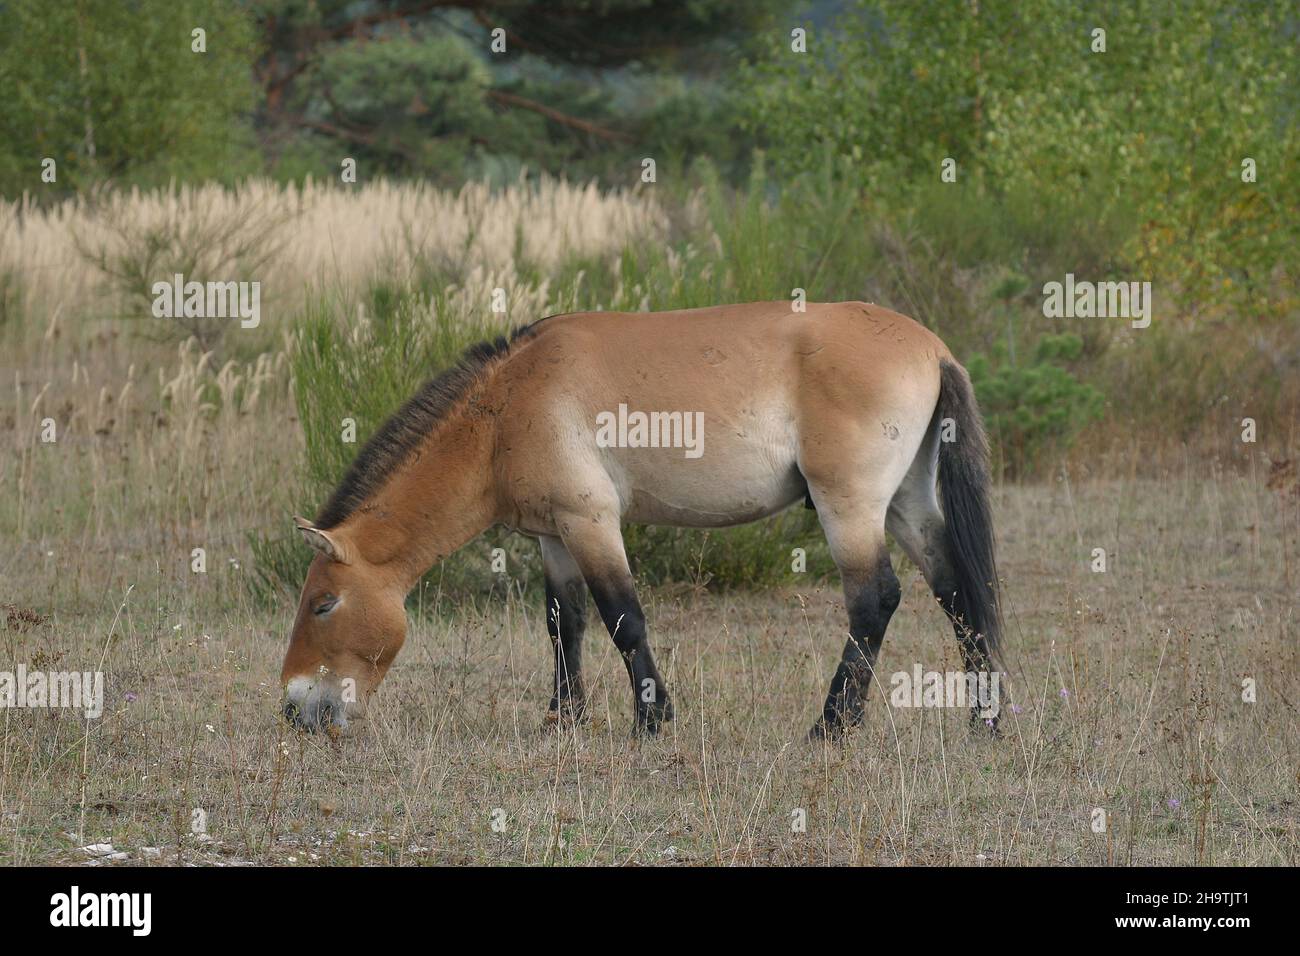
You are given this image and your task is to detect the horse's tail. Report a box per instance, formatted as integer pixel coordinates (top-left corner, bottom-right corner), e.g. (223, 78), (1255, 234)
(936, 359), (1002, 660)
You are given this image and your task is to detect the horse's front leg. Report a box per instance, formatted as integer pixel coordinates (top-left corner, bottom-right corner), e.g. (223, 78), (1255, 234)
(555, 514), (672, 736)
(540, 535), (589, 723)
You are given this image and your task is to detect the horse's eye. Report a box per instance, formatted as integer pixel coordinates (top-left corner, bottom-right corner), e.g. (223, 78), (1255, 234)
(313, 595), (338, 616)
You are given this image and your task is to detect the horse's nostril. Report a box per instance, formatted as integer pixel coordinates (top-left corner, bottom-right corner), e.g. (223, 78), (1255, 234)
(281, 683), (345, 734)
(283, 699), (313, 731)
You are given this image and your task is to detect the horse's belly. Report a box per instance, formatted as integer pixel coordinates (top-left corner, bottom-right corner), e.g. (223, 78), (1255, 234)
(623, 474), (805, 527)
(616, 421), (804, 528)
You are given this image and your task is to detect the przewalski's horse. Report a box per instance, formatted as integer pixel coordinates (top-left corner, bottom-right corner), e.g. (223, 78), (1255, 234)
(280, 301), (1002, 739)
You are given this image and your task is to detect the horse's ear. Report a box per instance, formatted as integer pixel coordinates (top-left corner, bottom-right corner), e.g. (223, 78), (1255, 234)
(293, 515), (352, 564)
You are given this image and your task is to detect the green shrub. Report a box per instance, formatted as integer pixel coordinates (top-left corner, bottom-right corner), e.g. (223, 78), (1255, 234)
(72, 187), (292, 351)
(624, 512), (836, 592)
(967, 333), (1104, 477)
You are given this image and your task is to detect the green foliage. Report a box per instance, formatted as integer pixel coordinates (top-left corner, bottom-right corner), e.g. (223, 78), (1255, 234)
(739, 0), (1299, 317)
(1, 0), (784, 194)
(246, 527), (312, 607)
(290, 285), (503, 502)
(0, 0), (257, 198)
(253, 0), (784, 185)
(288, 33), (526, 184)
(967, 334), (1104, 477)
(623, 514), (836, 591)
(900, 176), (1137, 281)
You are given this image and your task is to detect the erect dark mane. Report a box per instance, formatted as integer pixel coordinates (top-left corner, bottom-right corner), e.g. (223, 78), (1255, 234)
(313, 320), (549, 530)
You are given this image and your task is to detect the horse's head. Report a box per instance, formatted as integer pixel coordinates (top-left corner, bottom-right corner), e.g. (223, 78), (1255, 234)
(280, 516), (407, 732)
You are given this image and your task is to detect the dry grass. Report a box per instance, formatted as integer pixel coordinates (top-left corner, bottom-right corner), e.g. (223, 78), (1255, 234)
(0, 176), (668, 351)
(1, 467), (1296, 866)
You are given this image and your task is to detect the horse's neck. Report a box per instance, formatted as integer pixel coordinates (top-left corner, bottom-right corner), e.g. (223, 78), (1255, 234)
(348, 410), (500, 590)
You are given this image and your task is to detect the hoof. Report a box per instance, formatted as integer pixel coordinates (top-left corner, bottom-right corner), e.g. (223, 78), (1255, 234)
(545, 697), (587, 729)
(807, 721), (844, 743)
(633, 698), (674, 736)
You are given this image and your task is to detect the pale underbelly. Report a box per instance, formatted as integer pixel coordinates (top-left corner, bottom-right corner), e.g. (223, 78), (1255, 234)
(612, 415), (805, 528)
(621, 466), (807, 528)
(507, 408), (807, 534)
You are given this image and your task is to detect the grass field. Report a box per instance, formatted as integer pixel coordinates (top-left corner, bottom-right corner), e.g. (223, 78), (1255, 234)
(2, 179), (1296, 866)
(2, 469), (1296, 866)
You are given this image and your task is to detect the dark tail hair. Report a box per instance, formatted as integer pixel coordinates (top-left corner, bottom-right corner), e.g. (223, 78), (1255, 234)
(936, 360), (1002, 659)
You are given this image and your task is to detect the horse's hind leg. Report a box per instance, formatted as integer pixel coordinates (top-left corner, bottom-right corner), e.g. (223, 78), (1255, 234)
(886, 431), (1000, 730)
(808, 496), (901, 740)
(540, 535), (589, 722)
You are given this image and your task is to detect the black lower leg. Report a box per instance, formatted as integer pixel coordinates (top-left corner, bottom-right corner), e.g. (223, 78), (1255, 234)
(812, 554), (901, 739)
(587, 579), (672, 735)
(932, 571), (1000, 733)
(545, 572), (588, 720)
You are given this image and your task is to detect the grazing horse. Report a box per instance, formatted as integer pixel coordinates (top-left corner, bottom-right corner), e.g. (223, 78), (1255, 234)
(280, 301), (1001, 739)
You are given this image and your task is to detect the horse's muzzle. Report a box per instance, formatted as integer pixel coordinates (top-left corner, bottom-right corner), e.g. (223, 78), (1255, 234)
(282, 676), (348, 733)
